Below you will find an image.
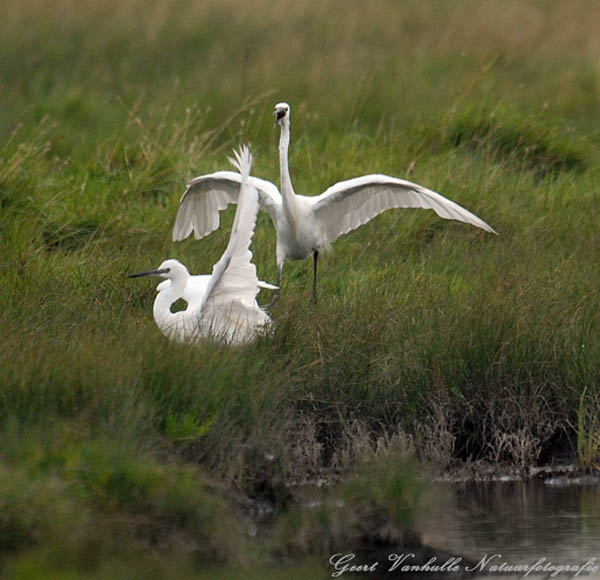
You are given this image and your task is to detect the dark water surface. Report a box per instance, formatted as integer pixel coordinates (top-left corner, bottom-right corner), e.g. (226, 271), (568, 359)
(422, 476), (600, 579)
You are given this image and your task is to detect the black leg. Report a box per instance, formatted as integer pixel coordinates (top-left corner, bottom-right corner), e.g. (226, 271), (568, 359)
(270, 264), (282, 307)
(312, 250), (318, 304)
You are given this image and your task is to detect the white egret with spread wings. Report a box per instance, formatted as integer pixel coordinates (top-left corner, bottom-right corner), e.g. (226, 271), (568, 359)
(173, 103), (497, 303)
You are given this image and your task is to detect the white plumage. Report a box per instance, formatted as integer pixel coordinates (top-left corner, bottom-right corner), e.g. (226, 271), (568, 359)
(130, 146), (275, 344)
(173, 102), (497, 302)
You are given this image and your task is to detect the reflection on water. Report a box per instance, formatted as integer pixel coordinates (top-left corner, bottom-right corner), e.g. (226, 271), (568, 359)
(425, 477), (600, 578)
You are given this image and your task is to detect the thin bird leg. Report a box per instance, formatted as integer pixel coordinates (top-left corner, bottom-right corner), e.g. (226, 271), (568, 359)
(312, 250), (319, 304)
(270, 263), (283, 307)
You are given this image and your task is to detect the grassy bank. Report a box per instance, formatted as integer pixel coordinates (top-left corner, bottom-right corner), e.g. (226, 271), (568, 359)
(1, 0), (599, 576)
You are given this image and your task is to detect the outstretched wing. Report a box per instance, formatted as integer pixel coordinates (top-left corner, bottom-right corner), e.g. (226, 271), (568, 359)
(199, 146), (267, 336)
(172, 170), (281, 241)
(310, 174), (497, 244)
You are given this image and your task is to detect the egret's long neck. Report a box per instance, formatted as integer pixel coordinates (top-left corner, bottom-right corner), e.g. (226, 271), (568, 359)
(152, 277), (187, 340)
(279, 119), (299, 230)
(279, 120), (295, 202)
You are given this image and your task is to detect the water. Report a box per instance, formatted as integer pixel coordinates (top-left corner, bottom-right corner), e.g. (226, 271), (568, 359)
(422, 476), (600, 579)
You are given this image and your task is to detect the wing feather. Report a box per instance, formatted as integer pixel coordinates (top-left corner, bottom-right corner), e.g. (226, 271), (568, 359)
(310, 174), (497, 244)
(197, 147), (270, 342)
(172, 170), (281, 241)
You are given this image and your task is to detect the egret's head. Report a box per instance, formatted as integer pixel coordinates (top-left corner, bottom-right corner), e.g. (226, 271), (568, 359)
(129, 259), (190, 287)
(274, 102), (290, 127)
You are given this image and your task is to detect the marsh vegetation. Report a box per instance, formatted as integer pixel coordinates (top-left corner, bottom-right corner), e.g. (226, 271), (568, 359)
(1, 0), (599, 576)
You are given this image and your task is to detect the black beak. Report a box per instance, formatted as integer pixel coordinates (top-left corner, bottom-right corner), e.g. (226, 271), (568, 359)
(128, 268), (170, 278)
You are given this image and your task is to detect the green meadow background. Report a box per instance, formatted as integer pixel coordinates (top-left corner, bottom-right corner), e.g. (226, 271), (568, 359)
(1, 0), (599, 576)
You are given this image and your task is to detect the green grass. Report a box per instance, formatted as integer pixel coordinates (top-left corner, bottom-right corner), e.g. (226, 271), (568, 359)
(1, 0), (600, 576)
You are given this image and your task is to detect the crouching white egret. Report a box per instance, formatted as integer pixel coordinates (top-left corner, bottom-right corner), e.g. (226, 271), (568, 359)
(130, 146), (276, 345)
(173, 102), (497, 304)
